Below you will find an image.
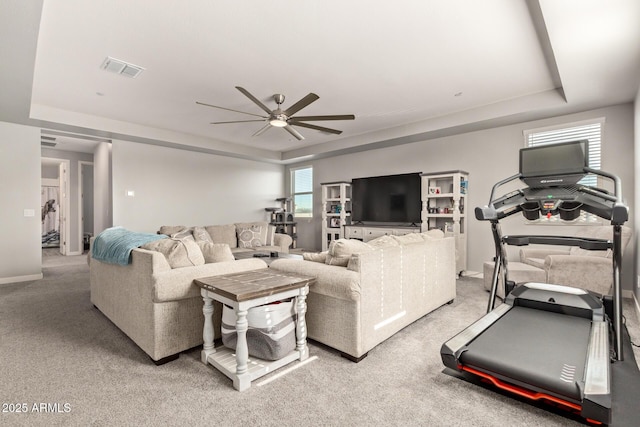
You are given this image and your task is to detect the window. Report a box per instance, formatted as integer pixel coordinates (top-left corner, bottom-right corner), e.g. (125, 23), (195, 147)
(291, 166), (313, 218)
(524, 119), (602, 187)
(523, 119), (603, 224)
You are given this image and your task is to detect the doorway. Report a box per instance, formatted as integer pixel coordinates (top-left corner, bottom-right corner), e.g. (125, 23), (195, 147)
(41, 158), (70, 256)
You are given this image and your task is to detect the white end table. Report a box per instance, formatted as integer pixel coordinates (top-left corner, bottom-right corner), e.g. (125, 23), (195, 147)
(195, 269), (314, 391)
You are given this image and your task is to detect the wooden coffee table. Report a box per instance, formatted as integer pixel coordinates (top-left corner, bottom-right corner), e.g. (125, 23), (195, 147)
(194, 268), (315, 391)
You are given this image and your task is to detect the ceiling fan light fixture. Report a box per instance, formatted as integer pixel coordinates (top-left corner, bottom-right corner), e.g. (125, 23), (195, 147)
(269, 114), (288, 127)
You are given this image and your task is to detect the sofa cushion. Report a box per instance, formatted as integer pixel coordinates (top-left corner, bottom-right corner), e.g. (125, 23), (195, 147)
(270, 259), (361, 301)
(141, 236), (205, 268)
(367, 235), (399, 249)
(326, 239), (374, 267)
(205, 224), (238, 248)
(392, 233), (425, 245)
(422, 229), (445, 239)
(524, 257), (546, 269)
(193, 226), (213, 243)
(303, 251), (329, 263)
(198, 242), (235, 263)
(231, 247), (253, 254)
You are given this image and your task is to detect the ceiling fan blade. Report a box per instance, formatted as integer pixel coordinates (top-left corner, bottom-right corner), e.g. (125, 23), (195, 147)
(235, 86), (273, 114)
(290, 114), (355, 121)
(284, 125), (304, 140)
(289, 121), (343, 135)
(252, 123), (271, 137)
(196, 101), (266, 118)
(211, 119), (266, 124)
(283, 93), (319, 116)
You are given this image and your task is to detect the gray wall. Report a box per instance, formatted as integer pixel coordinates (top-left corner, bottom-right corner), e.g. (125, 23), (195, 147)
(41, 148), (94, 254)
(0, 121), (41, 284)
(111, 140), (285, 233)
(287, 103), (635, 291)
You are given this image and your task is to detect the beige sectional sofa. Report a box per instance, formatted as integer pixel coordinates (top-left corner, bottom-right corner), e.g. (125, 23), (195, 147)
(90, 223), (455, 364)
(89, 221), (288, 364)
(269, 231), (457, 361)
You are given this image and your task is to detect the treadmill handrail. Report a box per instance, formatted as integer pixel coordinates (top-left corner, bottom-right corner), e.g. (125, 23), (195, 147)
(488, 172), (522, 206)
(502, 235), (612, 250)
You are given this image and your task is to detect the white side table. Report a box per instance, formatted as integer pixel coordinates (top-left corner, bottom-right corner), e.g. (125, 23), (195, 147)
(195, 269), (314, 391)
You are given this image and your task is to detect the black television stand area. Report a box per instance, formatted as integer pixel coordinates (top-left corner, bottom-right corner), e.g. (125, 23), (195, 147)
(343, 224), (421, 242)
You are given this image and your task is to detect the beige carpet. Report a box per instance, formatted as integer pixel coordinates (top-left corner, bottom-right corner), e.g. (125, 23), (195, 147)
(1, 259), (639, 426)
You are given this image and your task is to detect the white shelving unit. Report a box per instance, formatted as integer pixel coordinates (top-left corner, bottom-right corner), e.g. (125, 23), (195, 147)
(321, 181), (351, 251)
(421, 170), (468, 275)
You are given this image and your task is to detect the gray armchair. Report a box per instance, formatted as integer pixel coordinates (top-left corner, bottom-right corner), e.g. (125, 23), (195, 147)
(519, 225), (631, 296)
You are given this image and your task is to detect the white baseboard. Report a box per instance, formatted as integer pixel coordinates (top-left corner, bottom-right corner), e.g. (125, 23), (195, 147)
(0, 273), (43, 285)
(66, 250), (83, 256)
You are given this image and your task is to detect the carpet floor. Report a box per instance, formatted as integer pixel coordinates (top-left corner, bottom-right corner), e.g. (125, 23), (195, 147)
(1, 258), (639, 426)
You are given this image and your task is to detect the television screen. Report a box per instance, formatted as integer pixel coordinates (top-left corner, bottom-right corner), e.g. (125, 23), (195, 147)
(351, 173), (422, 223)
(519, 140), (589, 188)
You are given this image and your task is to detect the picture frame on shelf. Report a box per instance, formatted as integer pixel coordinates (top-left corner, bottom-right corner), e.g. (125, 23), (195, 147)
(330, 218), (341, 228)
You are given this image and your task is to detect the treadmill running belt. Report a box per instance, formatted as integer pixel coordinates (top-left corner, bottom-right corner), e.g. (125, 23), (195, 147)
(459, 306), (592, 401)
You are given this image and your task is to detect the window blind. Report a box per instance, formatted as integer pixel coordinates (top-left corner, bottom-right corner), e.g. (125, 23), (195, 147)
(292, 166), (313, 217)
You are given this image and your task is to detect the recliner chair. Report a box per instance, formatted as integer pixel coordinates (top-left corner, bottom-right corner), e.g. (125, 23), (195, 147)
(518, 225), (632, 296)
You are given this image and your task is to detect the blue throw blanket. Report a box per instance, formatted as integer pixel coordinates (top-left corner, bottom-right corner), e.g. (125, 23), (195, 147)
(92, 227), (167, 265)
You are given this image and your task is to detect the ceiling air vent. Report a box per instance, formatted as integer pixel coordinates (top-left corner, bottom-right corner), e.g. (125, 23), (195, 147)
(100, 56), (145, 78)
(41, 136), (57, 147)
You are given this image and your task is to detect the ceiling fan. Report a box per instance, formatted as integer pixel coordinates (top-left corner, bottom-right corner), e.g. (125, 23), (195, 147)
(196, 86), (355, 140)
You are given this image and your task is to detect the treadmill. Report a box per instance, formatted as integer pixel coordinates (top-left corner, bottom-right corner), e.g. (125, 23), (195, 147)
(441, 141), (628, 425)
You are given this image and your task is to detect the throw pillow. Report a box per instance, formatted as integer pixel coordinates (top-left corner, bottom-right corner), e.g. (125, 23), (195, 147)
(235, 222), (269, 247)
(193, 226), (213, 243)
(303, 251), (328, 263)
(325, 239), (373, 267)
(205, 224), (238, 248)
(141, 236), (205, 268)
(237, 225), (263, 248)
(197, 242), (235, 263)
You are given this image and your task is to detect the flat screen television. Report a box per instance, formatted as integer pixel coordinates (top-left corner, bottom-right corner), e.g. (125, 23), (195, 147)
(351, 172), (422, 224)
(519, 140), (589, 188)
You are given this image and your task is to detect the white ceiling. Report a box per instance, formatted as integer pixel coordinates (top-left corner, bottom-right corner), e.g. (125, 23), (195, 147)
(2, 0), (639, 163)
